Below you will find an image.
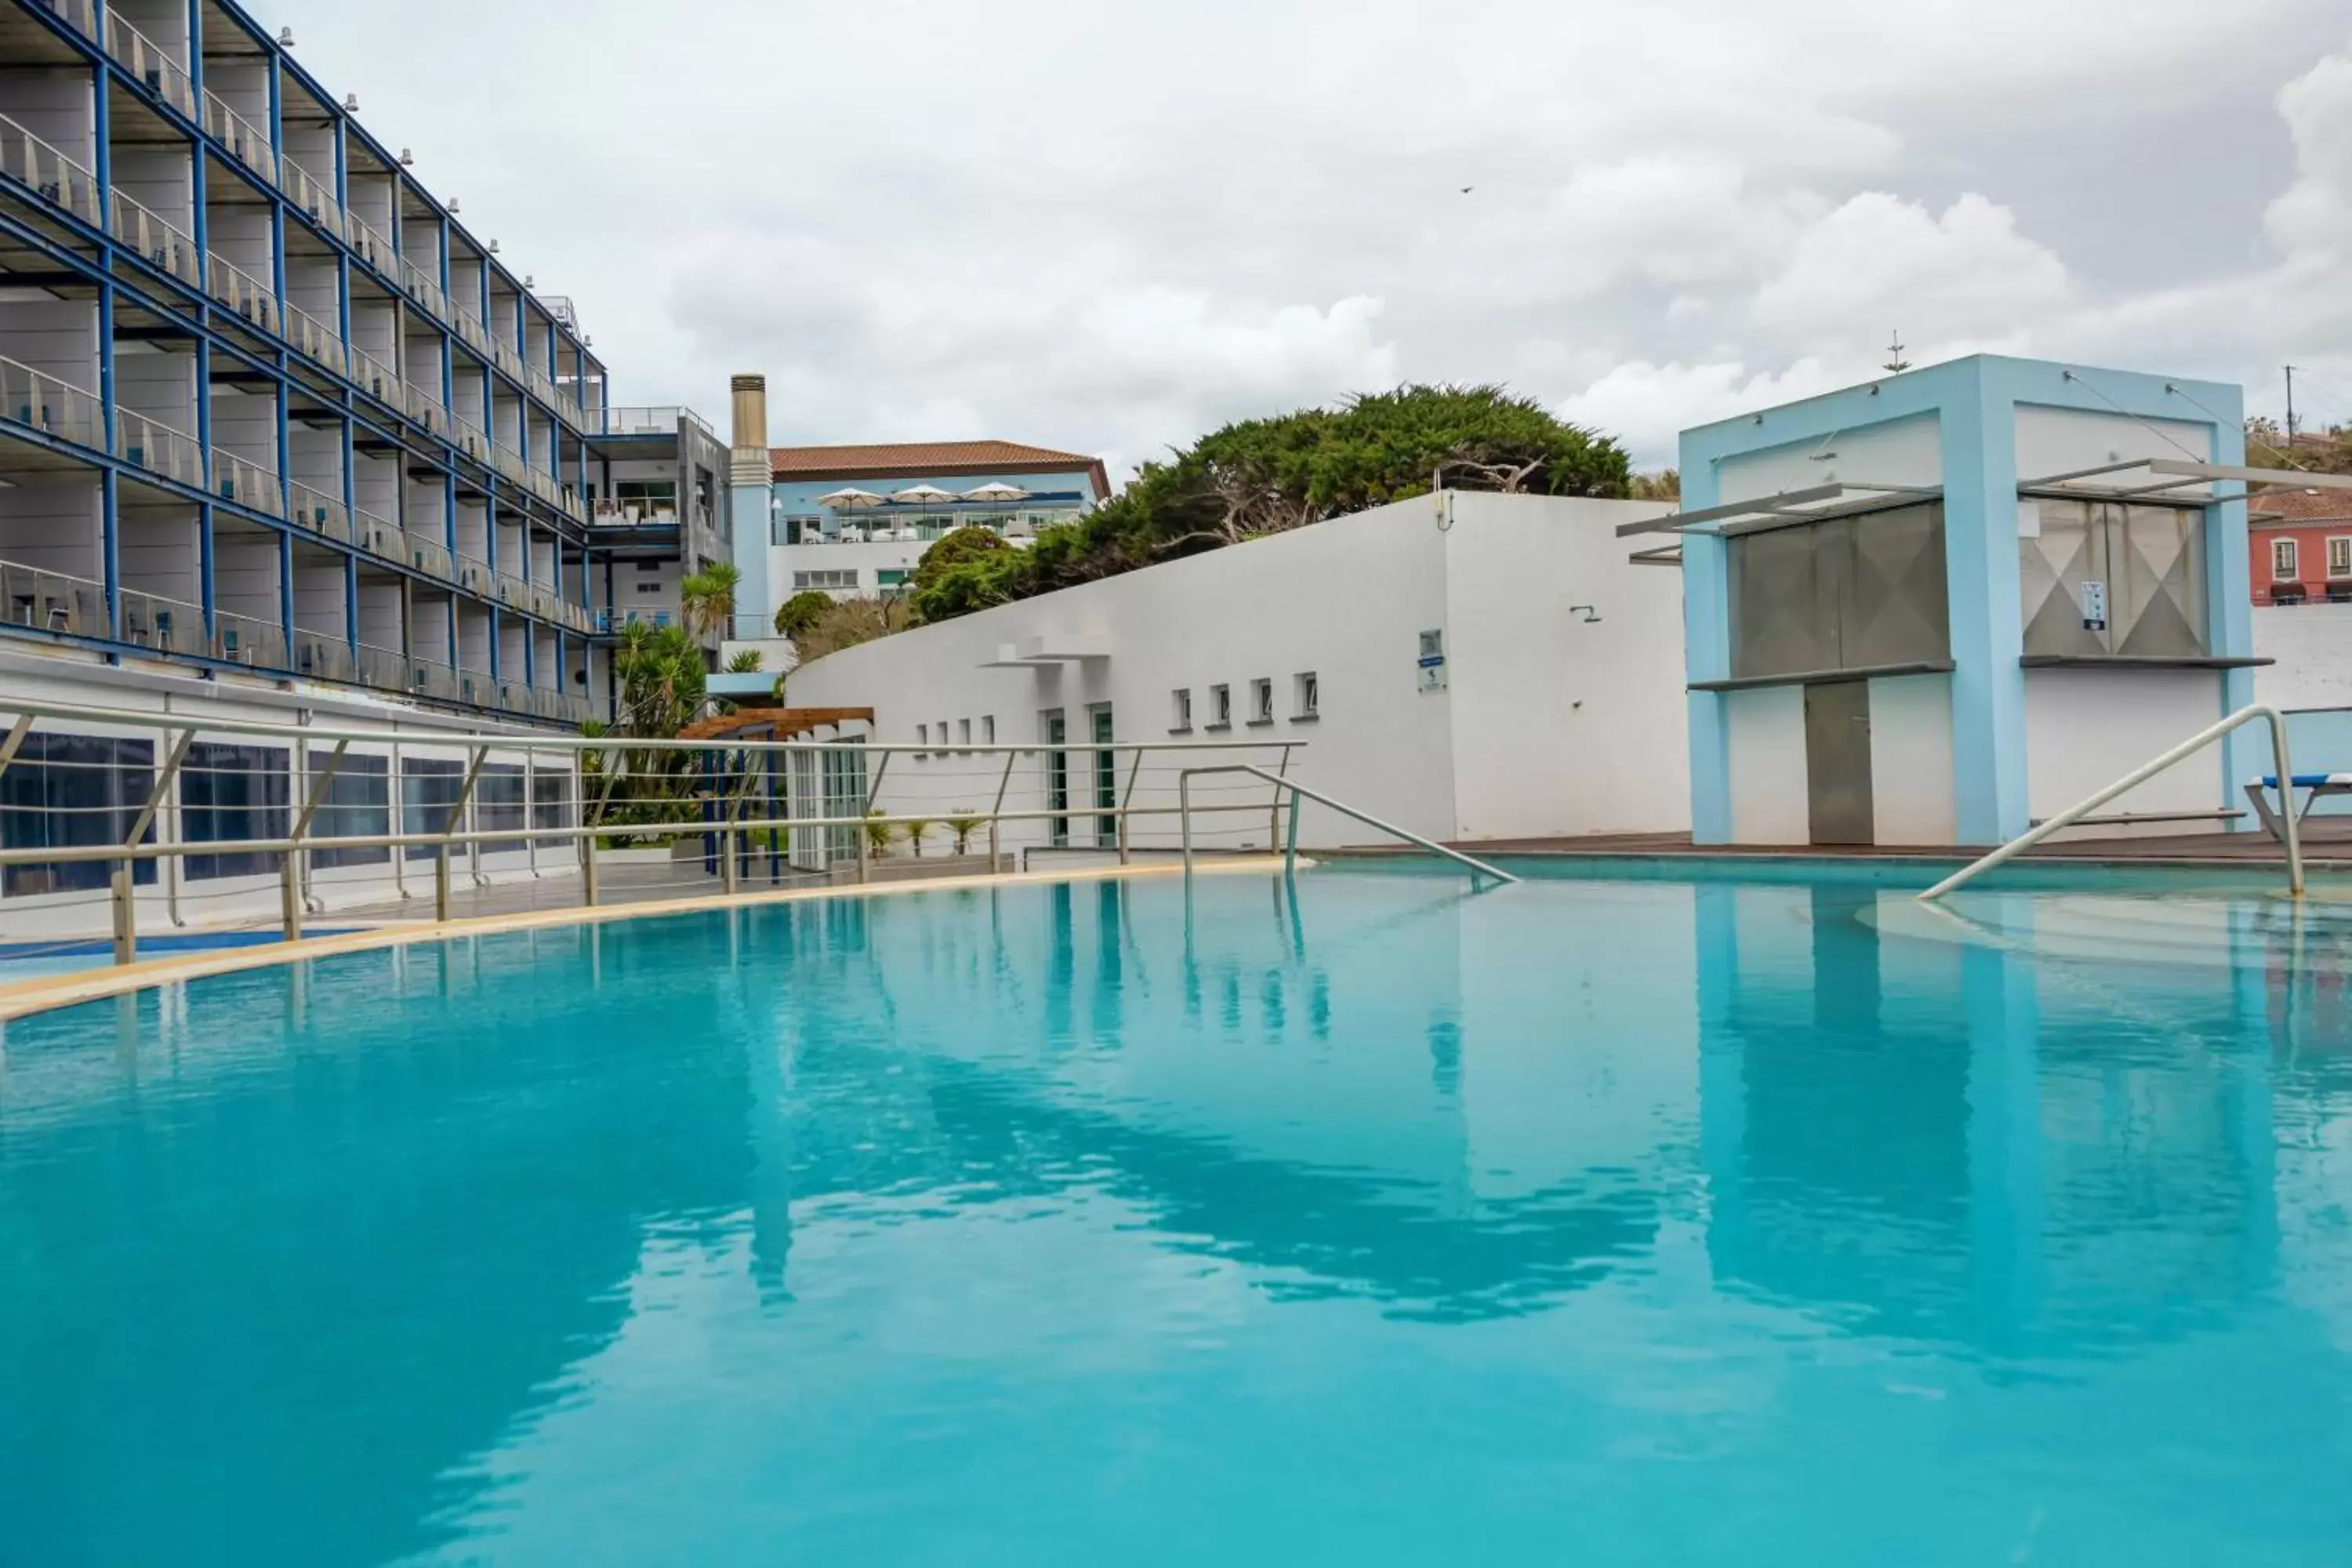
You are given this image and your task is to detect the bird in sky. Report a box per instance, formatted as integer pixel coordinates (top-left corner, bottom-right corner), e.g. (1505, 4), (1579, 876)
(1460, 185), (1474, 194)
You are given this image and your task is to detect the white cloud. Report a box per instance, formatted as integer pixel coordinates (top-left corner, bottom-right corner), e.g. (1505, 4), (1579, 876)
(261, 1), (2352, 472)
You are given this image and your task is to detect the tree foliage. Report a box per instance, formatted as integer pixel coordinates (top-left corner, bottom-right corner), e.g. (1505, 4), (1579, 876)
(909, 383), (1628, 623)
(773, 590), (833, 641)
(677, 561), (742, 641)
(789, 594), (911, 664)
(583, 620), (709, 839)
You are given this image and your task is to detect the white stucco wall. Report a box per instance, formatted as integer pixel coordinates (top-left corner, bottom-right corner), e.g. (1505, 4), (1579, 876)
(1867, 673), (1957, 845)
(778, 492), (1688, 852)
(1438, 492), (1687, 840)
(1722, 684), (1809, 844)
(2011, 405), (2213, 480)
(2255, 603), (2352, 711)
(1715, 412), (1944, 502)
(2024, 666), (2229, 835)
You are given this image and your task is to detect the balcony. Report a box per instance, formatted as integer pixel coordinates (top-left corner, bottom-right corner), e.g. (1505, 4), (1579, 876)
(0, 113), (100, 229)
(451, 414), (490, 465)
(604, 406), (714, 438)
(205, 251), (280, 338)
(356, 641), (406, 690)
(120, 585), (203, 655)
(104, 15), (198, 122)
(398, 256), (448, 324)
(210, 605), (288, 670)
(278, 158), (343, 240)
(201, 89), (273, 183)
(451, 306), (492, 359)
(34, 0), (96, 42)
(453, 552), (489, 595)
(281, 301), (348, 377)
(211, 446), (282, 517)
(115, 409), (202, 486)
(292, 630), (354, 684)
(109, 191), (199, 286)
(344, 213), (393, 275)
(348, 344), (397, 405)
(490, 440), (529, 488)
(402, 383), (448, 437)
(3, 356), (103, 452)
(0, 559), (103, 639)
(288, 481), (353, 545)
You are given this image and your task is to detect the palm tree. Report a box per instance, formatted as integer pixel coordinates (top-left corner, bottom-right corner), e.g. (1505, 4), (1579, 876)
(678, 561), (742, 641)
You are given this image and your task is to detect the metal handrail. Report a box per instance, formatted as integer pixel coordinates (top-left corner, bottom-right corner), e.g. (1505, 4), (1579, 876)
(1918, 704), (2306, 902)
(1176, 763), (1519, 888)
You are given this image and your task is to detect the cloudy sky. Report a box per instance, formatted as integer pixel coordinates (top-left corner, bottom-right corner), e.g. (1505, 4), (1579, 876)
(268, 0), (2352, 474)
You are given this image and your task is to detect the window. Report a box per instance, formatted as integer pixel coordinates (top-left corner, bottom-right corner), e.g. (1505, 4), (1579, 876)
(183, 742), (290, 880)
(1171, 687), (1192, 731)
(1207, 684), (1231, 728)
(935, 720), (949, 757)
(1248, 678), (1275, 725)
(532, 767), (574, 836)
(1733, 502), (1951, 677)
(401, 757), (464, 862)
(2274, 537), (2300, 581)
(957, 718), (971, 748)
(1294, 671), (1319, 720)
(771, 514), (822, 545)
(0, 733), (157, 895)
(1091, 705), (1116, 848)
(981, 715), (995, 744)
(1043, 710), (1069, 844)
(477, 764), (528, 853)
(307, 750), (390, 870)
(916, 723), (929, 747)
(2330, 537), (2351, 579)
(877, 568), (913, 594)
(793, 568), (858, 591)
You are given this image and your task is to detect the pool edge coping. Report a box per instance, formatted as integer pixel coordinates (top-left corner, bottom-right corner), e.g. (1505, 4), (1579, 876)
(0, 857), (1293, 1023)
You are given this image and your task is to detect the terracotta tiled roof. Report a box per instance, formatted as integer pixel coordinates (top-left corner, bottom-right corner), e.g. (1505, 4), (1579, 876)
(678, 706), (874, 741)
(2250, 486), (2352, 526)
(768, 440), (1110, 498)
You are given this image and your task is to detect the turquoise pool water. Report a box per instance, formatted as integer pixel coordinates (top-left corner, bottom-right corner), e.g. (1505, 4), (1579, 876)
(4, 870), (2351, 1564)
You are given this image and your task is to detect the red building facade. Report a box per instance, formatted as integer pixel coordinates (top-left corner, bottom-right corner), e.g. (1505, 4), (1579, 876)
(2249, 489), (2352, 605)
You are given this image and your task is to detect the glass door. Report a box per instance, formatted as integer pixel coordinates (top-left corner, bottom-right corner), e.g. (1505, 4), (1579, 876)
(1044, 710), (1068, 846)
(1091, 705), (1116, 847)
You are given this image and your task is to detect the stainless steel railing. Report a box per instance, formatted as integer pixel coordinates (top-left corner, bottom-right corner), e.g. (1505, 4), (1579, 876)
(1918, 704), (2306, 902)
(0, 699), (1306, 964)
(1177, 763), (1519, 889)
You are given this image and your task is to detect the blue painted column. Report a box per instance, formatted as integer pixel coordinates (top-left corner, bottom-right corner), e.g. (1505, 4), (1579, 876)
(1680, 451), (1732, 843)
(2201, 394), (2264, 821)
(1941, 364), (2031, 844)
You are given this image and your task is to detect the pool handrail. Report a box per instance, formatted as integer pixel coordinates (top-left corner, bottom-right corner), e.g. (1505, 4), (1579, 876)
(1176, 763), (1519, 889)
(1916, 703), (2303, 903)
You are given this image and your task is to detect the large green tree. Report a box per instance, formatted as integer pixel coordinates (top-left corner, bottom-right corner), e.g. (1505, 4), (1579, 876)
(909, 383), (1629, 622)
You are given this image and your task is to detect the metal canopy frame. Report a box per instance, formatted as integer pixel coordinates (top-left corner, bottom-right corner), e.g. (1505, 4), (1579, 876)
(2016, 457), (2352, 509)
(1613, 482), (1943, 539)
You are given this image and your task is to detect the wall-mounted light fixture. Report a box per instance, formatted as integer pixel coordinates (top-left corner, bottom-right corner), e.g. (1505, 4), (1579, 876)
(1570, 604), (1601, 623)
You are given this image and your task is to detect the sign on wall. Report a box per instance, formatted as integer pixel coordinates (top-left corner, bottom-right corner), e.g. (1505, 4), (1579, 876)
(1417, 629), (1448, 692)
(2080, 579), (2107, 632)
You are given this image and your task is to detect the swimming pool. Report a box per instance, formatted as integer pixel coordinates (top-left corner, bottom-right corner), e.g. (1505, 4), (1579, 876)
(4, 868), (2350, 1564)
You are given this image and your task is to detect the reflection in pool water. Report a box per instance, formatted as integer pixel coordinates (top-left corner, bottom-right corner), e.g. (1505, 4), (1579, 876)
(3, 872), (2350, 1565)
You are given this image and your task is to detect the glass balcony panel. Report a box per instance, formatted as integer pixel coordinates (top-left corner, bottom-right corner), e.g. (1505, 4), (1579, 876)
(0, 113), (100, 227)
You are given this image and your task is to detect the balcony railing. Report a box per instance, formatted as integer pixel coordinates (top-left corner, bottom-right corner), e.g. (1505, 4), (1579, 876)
(288, 481), (353, 545)
(450, 306), (492, 358)
(495, 569), (532, 609)
(454, 552), (490, 595)
(403, 383), (448, 437)
(405, 530), (453, 583)
(343, 213), (393, 274)
(604, 405), (715, 439)
(348, 344), (397, 404)
(3, 356), (103, 452)
(201, 89), (272, 181)
(0, 112), (100, 228)
(211, 446), (283, 517)
(491, 338), (526, 383)
(281, 300), (347, 376)
(356, 641), (407, 690)
(354, 506), (401, 564)
(491, 441), (530, 488)
(205, 251), (280, 336)
(31, 0), (97, 42)
(114, 408), (202, 487)
(212, 606), (289, 670)
(0, 559), (104, 639)
(119, 584), (203, 655)
(451, 414), (491, 465)
(292, 629), (355, 684)
(105, 15), (198, 121)
(278, 158), (343, 238)
(399, 256), (448, 323)
(108, 190), (199, 285)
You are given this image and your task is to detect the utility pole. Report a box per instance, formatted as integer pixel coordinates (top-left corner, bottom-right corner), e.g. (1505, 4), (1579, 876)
(2285, 364), (2299, 448)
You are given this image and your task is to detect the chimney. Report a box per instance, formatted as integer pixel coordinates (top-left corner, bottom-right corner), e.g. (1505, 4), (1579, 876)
(729, 373), (770, 488)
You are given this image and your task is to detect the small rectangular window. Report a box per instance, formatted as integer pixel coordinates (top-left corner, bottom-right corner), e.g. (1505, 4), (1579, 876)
(1294, 671), (1319, 720)
(958, 717), (971, 747)
(1171, 688), (1192, 731)
(935, 720), (949, 756)
(2274, 538), (2299, 580)
(1248, 678), (1274, 724)
(1208, 684), (1231, 728)
(2330, 537), (2351, 578)
(916, 723), (928, 746)
(793, 568), (858, 590)
(981, 715), (996, 744)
